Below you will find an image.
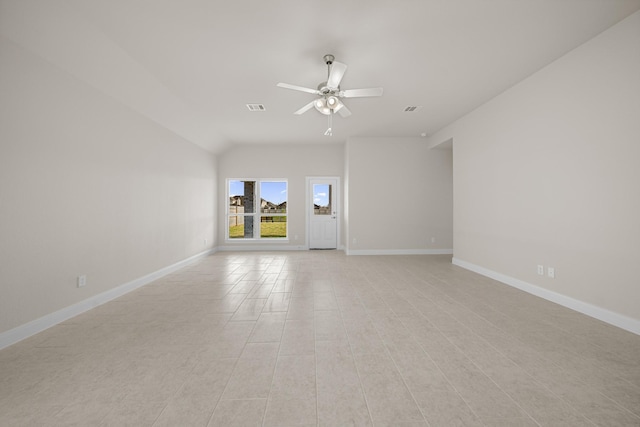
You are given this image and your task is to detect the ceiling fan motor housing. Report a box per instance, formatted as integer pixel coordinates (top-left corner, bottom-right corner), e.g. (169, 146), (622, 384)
(317, 82), (339, 95)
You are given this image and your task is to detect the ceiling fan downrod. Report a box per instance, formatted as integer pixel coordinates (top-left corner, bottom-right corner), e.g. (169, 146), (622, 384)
(323, 54), (335, 81)
(320, 54), (338, 94)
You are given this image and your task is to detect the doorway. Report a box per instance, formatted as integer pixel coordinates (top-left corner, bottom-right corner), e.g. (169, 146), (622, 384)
(307, 177), (339, 249)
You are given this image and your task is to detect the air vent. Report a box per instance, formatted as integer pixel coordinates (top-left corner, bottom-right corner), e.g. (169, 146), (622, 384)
(246, 104), (266, 111)
(403, 106), (422, 112)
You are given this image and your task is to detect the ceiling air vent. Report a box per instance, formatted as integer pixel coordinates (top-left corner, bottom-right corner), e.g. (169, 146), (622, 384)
(246, 104), (266, 111)
(403, 106), (422, 112)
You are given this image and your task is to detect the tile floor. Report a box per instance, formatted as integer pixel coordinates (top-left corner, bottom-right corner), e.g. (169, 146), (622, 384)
(1, 251), (639, 426)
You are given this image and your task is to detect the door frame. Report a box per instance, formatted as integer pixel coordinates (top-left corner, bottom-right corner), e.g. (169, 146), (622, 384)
(305, 176), (341, 250)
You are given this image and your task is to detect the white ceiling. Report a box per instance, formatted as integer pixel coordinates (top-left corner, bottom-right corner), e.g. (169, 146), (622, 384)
(2, 0), (639, 153)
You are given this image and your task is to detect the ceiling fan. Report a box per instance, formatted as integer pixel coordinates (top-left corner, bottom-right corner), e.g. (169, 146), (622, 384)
(277, 54), (383, 135)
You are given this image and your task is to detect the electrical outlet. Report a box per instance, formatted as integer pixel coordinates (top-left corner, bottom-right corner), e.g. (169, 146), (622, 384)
(294, 235), (298, 240)
(431, 237), (436, 244)
(77, 275), (87, 288)
(537, 265), (544, 275)
(547, 267), (555, 278)
(204, 238), (208, 245)
(352, 238), (357, 245)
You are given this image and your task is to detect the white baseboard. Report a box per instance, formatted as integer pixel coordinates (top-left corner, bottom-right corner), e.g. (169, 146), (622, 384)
(0, 249), (216, 350)
(347, 248), (454, 256)
(452, 257), (640, 336)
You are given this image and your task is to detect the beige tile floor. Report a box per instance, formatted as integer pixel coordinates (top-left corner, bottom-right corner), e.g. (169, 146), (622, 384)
(1, 251), (639, 426)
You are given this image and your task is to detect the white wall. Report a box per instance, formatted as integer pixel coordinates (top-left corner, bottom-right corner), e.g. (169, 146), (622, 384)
(216, 143), (344, 250)
(0, 36), (216, 335)
(429, 11), (640, 329)
(345, 137), (453, 254)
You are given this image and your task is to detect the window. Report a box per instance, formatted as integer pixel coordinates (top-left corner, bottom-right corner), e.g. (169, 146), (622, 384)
(228, 179), (287, 240)
(313, 183), (332, 215)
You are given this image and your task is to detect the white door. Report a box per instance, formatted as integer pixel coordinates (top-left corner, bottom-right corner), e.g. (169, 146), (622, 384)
(309, 178), (338, 249)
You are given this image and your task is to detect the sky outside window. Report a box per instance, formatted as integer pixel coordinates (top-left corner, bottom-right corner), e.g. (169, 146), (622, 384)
(260, 181), (287, 204)
(313, 184), (329, 207)
(229, 180), (245, 197)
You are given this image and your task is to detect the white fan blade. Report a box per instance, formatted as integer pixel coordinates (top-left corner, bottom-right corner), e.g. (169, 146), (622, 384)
(293, 100), (316, 115)
(277, 82), (320, 95)
(337, 102), (352, 118)
(341, 87), (384, 98)
(327, 61), (347, 89)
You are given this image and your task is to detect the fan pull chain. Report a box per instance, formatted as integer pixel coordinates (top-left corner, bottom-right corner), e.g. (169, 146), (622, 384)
(325, 112), (333, 136)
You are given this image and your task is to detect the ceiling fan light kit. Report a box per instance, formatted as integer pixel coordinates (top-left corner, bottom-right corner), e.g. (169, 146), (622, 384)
(277, 54), (383, 135)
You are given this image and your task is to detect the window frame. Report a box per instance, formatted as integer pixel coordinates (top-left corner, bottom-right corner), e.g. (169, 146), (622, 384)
(226, 178), (288, 241)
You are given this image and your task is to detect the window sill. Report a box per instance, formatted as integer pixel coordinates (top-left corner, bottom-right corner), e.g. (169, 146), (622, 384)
(225, 238), (290, 242)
